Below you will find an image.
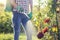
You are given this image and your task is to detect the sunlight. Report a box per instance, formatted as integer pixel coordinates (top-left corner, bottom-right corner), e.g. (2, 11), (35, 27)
(0, 0), (6, 9)
(33, 0), (38, 5)
(33, 0), (47, 8)
(40, 0), (47, 8)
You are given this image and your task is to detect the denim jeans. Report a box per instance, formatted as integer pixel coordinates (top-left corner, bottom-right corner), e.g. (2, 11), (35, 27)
(12, 11), (32, 40)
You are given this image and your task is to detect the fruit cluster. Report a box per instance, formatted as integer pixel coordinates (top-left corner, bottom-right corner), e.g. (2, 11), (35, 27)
(44, 17), (50, 23)
(37, 27), (48, 39)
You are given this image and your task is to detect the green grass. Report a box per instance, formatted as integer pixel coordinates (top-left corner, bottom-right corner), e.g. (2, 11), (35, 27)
(0, 33), (54, 40)
(0, 33), (39, 40)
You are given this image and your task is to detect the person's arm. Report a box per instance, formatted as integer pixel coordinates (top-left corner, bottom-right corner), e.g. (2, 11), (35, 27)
(10, 0), (17, 8)
(29, 0), (33, 12)
(28, 0), (33, 19)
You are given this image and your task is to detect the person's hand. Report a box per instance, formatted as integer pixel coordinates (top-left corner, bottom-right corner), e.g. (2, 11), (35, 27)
(28, 12), (32, 19)
(10, 0), (17, 8)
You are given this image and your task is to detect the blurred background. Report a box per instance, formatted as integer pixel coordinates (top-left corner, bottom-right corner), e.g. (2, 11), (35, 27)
(0, 0), (60, 40)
